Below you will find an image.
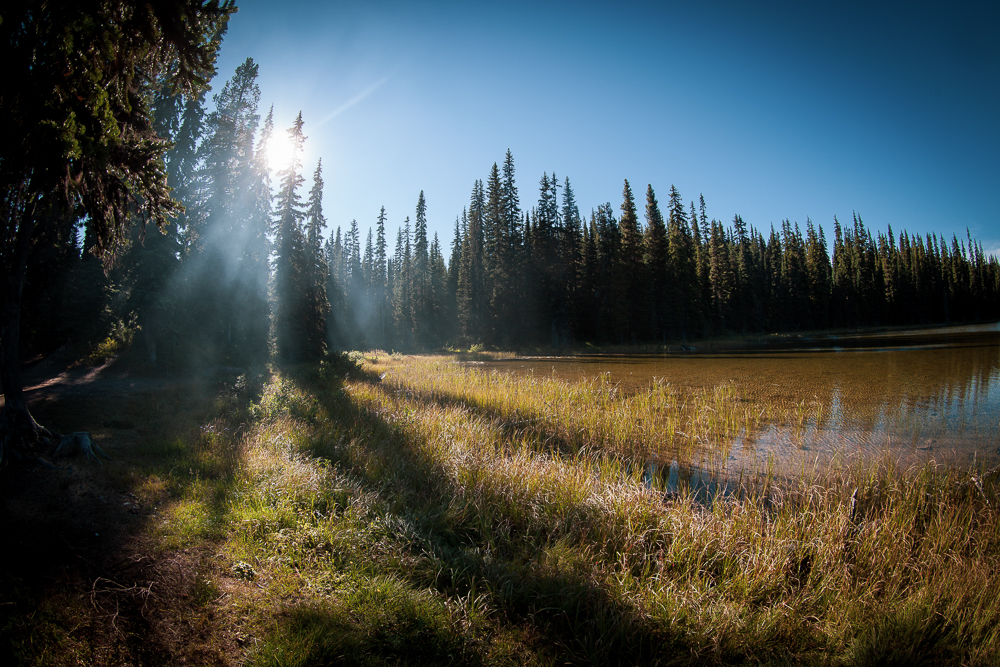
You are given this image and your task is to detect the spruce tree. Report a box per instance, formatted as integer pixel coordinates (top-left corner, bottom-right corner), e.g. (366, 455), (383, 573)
(119, 87), (189, 363)
(594, 203), (625, 342)
(325, 233), (345, 348)
(374, 207), (389, 347)
(730, 214), (752, 332)
(274, 112), (308, 362)
(484, 165), (505, 344)
(363, 229), (374, 302)
(303, 159), (330, 360)
(412, 192), (430, 344)
(429, 233), (450, 345)
(499, 151), (522, 344)
(188, 57), (264, 363)
(460, 180), (488, 344)
(393, 218), (414, 347)
(346, 218), (362, 327)
(447, 218), (462, 344)
(237, 105), (274, 363)
(576, 216), (599, 341)
(643, 185), (668, 341)
(778, 220), (808, 330)
(763, 225), (783, 329)
(692, 198), (712, 335)
(560, 177), (582, 343)
(667, 185), (695, 339)
(805, 219), (831, 328)
(708, 219), (735, 330)
(619, 179), (644, 340)
(532, 173), (562, 344)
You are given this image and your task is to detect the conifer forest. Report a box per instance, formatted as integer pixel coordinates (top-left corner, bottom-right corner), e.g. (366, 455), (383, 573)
(20, 57), (1000, 368)
(7, 6), (1000, 665)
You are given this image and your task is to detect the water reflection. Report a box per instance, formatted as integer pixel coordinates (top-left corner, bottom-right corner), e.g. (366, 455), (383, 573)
(476, 323), (1000, 470)
(643, 459), (731, 505)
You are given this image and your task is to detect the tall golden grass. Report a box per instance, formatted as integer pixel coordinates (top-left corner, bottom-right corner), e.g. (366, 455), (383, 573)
(226, 352), (1000, 665)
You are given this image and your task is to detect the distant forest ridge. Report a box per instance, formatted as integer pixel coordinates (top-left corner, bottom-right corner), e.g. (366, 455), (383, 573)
(23, 58), (1000, 364)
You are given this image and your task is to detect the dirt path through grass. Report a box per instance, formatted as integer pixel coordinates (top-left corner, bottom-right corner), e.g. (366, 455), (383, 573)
(1, 358), (247, 666)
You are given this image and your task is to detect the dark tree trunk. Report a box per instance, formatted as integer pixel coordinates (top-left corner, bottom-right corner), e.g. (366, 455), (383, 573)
(0, 204), (52, 467)
(1, 268), (27, 413)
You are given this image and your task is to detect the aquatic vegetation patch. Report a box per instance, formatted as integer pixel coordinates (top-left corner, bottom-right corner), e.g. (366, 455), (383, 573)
(220, 355), (1000, 665)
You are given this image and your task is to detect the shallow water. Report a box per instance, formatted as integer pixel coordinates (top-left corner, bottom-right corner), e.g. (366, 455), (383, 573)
(472, 323), (1000, 475)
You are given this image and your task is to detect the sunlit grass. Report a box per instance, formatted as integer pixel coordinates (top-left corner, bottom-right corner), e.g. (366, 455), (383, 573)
(19, 352), (996, 665)
(367, 353), (755, 463)
(212, 353), (1000, 665)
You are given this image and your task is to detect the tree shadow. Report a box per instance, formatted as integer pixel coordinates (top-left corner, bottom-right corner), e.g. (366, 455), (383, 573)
(379, 380), (615, 460)
(0, 362), (257, 666)
(272, 369), (672, 665)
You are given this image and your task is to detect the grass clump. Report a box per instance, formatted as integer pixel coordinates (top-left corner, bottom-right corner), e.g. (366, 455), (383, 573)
(372, 354), (751, 461)
(250, 575), (470, 667)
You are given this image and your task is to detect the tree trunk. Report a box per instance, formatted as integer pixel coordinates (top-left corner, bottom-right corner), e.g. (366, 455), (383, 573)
(1, 256), (27, 414)
(0, 202), (51, 467)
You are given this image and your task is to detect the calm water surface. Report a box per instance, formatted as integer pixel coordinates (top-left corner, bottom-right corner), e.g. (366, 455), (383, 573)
(471, 323), (1000, 478)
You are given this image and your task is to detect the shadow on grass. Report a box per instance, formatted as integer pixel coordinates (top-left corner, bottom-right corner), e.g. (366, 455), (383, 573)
(256, 365), (675, 666)
(251, 576), (472, 667)
(371, 377), (743, 507)
(386, 381), (598, 458)
(267, 359), (1000, 666)
(0, 363), (263, 666)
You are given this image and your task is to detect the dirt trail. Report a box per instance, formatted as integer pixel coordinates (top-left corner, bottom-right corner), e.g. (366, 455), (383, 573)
(18, 353), (183, 406)
(1, 356), (245, 666)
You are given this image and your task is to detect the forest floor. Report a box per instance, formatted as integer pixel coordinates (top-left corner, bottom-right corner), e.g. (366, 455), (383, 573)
(1, 356), (252, 666)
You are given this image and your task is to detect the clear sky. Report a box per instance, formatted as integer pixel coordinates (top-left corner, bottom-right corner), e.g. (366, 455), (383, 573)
(211, 0), (1000, 256)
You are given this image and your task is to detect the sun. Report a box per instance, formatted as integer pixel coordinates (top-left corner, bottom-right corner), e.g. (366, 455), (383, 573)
(265, 133), (297, 171)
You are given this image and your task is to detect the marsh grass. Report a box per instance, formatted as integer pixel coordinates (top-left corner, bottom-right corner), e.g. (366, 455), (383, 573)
(11, 352), (998, 665)
(374, 355), (754, 462)
(216, 352), (1000, 665)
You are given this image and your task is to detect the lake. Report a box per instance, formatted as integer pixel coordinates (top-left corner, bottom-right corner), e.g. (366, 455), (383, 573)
(468, 323), (1000, 488)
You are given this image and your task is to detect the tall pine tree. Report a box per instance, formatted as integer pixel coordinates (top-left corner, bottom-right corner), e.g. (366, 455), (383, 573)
(303, 159), (330, 359)
(274, 112), (308, 362)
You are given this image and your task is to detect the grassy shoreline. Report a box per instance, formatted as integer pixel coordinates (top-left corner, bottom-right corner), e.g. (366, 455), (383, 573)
(4, 351), (1000, 665)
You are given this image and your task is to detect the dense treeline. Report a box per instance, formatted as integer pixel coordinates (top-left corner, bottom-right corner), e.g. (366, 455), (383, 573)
(21, 59), (1000, 365)
(333, 166), (1000, 350)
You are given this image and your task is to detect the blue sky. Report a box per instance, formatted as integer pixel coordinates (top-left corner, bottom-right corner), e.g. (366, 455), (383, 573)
(211, 0), (1000, 256)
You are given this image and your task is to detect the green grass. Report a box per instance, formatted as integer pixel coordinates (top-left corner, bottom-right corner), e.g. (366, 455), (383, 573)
(8, 351), (999, 665)
(208, 352), (1000, 665)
